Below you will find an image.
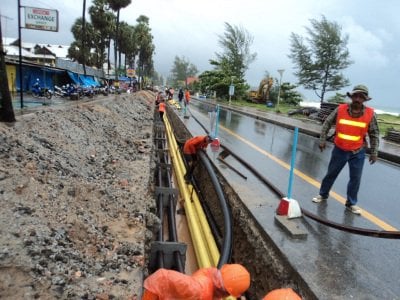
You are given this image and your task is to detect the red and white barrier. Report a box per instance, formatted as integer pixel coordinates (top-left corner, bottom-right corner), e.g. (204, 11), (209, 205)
(276, 197), (302, 219)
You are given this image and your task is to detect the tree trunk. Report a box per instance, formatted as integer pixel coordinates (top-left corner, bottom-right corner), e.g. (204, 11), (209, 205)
(0, 20), (16, 123)
(81, 0), (87, 75)
(114, 10), (120, 81)
(118, 49), (122, 75)
(107, 37), (111, 77)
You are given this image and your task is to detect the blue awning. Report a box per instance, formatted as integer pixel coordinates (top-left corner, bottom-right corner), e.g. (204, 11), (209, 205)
(80, 75), (99, 87)
(67, 71), (100, 87)
(118, 76), (130, 81)
(67, 71), (80, 84)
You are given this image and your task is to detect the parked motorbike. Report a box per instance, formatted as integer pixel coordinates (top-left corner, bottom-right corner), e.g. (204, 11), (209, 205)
(81, 86), (95, 98)
(31, 82), (53, 99)
(54, 84), (80, 100)
(54, 85), (69, 98)
(99, 86), (109, 96)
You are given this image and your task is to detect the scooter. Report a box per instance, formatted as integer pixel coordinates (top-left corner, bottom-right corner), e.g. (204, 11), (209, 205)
(32, 83), (53, 99)
(54, 85), (69, 98)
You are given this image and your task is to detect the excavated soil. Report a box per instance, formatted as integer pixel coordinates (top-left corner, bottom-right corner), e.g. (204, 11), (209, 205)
(0, 92), (158, 300)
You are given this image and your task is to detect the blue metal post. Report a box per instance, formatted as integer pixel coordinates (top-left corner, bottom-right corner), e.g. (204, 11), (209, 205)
(214, 105), (220, 138)
(287, 127), (299, 199)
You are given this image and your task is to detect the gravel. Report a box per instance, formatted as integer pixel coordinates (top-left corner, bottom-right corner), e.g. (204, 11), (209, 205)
(0, 92), (157, 299)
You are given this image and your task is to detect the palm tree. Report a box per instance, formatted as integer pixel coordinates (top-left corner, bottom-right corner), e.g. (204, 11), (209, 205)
(107, 0), (132, 80)
(135, 15), (155, 89)
(89, 0), (115, 70)
(68, 19), (94, 65)
(118, 22), (137, 70)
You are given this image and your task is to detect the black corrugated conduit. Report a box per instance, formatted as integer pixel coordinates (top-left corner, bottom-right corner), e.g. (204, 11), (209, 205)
(198, 151), (233, 267)
(153, 121), (185, 272)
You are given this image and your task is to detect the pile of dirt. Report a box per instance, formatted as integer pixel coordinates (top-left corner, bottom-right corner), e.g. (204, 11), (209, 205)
(0, 92), (158, 299)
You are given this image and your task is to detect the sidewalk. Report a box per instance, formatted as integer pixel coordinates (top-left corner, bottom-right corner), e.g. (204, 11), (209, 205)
(11, 93), (69, 110)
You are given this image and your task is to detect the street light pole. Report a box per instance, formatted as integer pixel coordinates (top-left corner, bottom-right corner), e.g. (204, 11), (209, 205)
(228, 76), (233, 105)
(276, 69), (285, 112)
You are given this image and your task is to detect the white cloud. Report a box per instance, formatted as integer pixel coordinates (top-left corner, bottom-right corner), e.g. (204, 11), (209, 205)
(341, 17), (388, 68)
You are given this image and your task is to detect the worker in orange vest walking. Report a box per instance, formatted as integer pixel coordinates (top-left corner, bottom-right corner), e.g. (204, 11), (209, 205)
(142, 264), (250, 300)
(183, 135), (214, 182)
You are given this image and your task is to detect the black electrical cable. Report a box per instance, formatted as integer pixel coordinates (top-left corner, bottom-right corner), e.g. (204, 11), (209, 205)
(188, 101), (400, 239)
(199, 151), (233, 267)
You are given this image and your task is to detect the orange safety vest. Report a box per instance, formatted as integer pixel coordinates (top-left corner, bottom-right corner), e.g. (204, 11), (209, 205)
(143, 268), (223, 300)
(158, 102), (166, 112)
(334, 104), (374, 151)
(185, 91), (190, 102)
(183, 136), (209, 155)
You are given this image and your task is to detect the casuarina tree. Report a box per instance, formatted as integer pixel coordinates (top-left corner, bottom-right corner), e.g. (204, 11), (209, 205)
(170, 56), (198, 88)
(289, 15), (353, 103)
(205, 22), (256, 99)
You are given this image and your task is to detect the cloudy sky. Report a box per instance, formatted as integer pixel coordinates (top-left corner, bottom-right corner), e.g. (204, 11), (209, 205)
(2, 0), (400, 110)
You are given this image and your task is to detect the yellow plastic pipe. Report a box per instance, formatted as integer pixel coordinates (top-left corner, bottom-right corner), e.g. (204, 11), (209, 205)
(165, 118), (220, 265)
(164, 118), (212, 267)
(164, 115), (221, 268)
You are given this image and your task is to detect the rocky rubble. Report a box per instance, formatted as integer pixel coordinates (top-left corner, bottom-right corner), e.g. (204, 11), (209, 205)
(0, 92), (158, 299)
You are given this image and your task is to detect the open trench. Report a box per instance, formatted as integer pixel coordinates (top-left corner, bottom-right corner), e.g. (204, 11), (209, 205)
(146, 105), (318, 299)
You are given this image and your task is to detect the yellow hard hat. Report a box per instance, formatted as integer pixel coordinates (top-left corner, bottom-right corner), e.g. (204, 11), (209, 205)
(263, 288), (301, 300)
(220, 264), (250, 297)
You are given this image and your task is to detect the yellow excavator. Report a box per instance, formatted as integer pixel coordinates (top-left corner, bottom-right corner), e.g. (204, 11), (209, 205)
(247, 77), (273, 104)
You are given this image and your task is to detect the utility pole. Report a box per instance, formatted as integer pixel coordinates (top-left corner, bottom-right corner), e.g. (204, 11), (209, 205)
(18, 0), (24, 108)
(276, 69), (285, 113)
(81, 0), (87, 75)
(228, 76), (234, 105)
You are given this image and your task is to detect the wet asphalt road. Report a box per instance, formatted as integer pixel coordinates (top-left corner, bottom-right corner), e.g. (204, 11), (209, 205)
(180, 100), (400, 299)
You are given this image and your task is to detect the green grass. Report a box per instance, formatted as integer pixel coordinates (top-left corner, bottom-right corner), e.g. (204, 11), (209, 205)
(376, 114), (400, 135)
(231, 99), (296, 114)
(222, 99), (400, 135)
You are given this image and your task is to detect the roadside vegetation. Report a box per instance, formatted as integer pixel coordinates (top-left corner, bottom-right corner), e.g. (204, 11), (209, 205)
(227, 99), (400, 136)
(376, 114), (400, 134)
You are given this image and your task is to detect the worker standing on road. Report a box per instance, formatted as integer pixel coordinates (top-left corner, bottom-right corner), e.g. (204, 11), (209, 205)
(184, 88), (191, 106)
(183, 135), (214, 182)
(312, 84), (379, 215)
(168, 87), (174, 100)
(178, 88), (184, 104)
(142, 264), (250, 300)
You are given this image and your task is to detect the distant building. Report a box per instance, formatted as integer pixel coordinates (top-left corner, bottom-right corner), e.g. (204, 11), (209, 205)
(186, 76), (198, 86)
(5, 38), (69, 67)
(3, 37), (108, 92)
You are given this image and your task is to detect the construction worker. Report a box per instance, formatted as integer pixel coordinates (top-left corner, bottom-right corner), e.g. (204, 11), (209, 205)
(178, 88), (184, 103)
(142, 264), (250, 300)
(183, 135), (214, 182)
(157, 99), (166, 121)
(184, 88), (191, 106)
(312, 84), (379, 215)
(262, 288), (301, 300)
(155, 91), (163, 105)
